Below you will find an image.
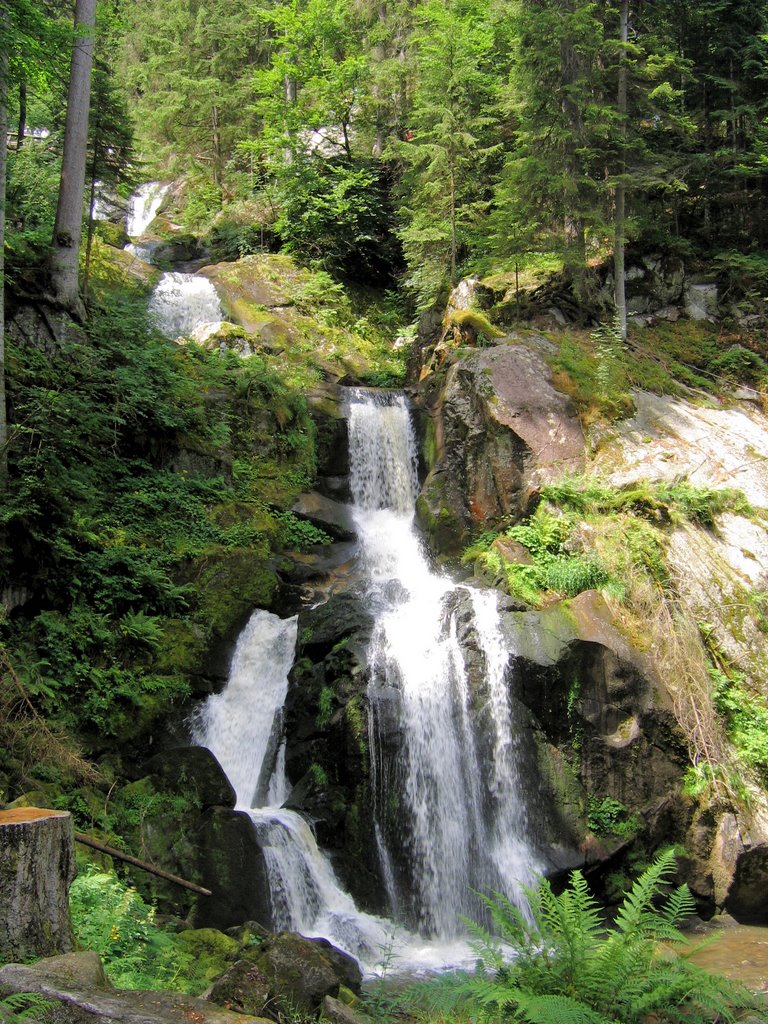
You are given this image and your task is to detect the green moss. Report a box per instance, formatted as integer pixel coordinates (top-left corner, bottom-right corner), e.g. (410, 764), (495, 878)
(194, 547), (278, 638)
(447, 308), (505, 340)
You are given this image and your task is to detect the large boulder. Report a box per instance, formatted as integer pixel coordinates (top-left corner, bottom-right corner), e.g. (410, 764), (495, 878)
(208, 932), (361, 1020)
(416, 342), (585, 555)
(0, 952), (267, 1024)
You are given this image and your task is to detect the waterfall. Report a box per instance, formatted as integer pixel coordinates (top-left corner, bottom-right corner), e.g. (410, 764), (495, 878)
(351, 390), (539, 936)
(193, 610), (421, 970)
(148, 272), (223, 339)
(194, 389), (538, 971)
(127, 181), (169, 237)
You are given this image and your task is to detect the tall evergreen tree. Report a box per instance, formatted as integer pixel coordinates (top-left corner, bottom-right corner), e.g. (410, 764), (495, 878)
(394, 0), (503, 304)
(49, 0), (96, 318)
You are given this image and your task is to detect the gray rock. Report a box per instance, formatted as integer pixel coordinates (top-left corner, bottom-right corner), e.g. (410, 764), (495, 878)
(321, 996), (371, 1024)
(0, 953), (264, 1024)
(684, 282), (718, 320)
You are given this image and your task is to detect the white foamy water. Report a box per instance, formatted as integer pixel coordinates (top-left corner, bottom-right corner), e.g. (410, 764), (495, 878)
(193, 389), (538, 974)
(127, 181), (169, 237)
(351, 390), (539, 936)
(148, 272), (223, 338)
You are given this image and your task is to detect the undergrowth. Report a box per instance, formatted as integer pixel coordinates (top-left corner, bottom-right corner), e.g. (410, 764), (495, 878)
(68, 869), (202, 992)
(0, 290), (326, 780)
(549, 319), (768, 426)
(404, 850), (757, 1024)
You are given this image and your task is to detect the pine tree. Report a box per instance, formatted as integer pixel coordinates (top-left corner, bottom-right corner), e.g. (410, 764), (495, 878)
(394, 0), (503, 304)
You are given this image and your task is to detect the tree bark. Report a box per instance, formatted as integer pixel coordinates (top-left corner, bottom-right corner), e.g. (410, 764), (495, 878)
(0, 20), (9, 485)
(49, 0), (97, 319)
(0, 808), (77, 961)
(613, 0), (629, 339)
(17, 76), (26, 150)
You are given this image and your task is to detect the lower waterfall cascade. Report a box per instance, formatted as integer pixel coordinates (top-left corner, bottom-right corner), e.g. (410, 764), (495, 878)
(148, 272), (223, 339)
(194, 388), (540, 973)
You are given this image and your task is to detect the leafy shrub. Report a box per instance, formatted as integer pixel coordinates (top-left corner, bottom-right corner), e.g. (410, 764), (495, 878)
(418, 850), (755, 1024)
(69, 869), (197, 991)
(587, 797), (641, 839)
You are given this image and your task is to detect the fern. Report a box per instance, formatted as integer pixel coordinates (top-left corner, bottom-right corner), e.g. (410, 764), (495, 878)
(426, 852), (759, 1024)
(0, 993), (56, 1022)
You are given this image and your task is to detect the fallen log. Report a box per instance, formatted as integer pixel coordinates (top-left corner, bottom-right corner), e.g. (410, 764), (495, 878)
(74, 832), (212, 896)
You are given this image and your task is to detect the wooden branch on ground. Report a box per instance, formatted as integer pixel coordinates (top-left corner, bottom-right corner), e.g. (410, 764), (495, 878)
(74, 832), (212, 896)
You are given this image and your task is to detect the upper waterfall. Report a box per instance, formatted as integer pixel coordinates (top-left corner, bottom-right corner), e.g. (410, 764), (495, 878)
(127, 181), (170, 237)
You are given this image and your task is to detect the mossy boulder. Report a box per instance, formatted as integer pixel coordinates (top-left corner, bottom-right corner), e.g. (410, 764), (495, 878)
(176, 928), (242, 984)
(94, 220), (129, 249)
(209, 932), (360, 1019)
(192, 547), (278, 641)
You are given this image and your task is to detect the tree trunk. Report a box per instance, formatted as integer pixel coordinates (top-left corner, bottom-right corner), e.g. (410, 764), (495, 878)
(49, 0), (97, 319)
(613, 0), (629, 339)
(0, 21), (8, 485)
(17, 76), (26, 150)
(0, 808), (77, 961)
(560, 2), (587, 298)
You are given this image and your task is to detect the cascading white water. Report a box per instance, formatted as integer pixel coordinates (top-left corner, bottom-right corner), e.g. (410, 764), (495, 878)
(351, 390), (539, 937)
(193, 609), (437, 971)
(148, 272), (223, 338)
(127, 181), (170, 237)
(194, 389), (537, 972)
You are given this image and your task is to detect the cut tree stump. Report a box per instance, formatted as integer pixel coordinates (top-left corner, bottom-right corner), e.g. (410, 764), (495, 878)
(0, 807), (76, 960)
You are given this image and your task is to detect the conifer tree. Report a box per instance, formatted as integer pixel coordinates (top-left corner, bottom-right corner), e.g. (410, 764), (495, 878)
(394, 0), (503, 304)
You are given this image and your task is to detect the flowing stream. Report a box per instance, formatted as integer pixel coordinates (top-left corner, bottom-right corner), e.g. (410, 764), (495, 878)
(148, 272), (223, 338)
(194, 389), (538, 972)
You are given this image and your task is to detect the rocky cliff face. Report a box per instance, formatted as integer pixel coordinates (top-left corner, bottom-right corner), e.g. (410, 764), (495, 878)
(403, 305), (768, 919)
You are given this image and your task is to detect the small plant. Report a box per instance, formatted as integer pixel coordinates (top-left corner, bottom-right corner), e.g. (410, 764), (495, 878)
(316, 686), (335, 729)
(587, 797), (641, 839)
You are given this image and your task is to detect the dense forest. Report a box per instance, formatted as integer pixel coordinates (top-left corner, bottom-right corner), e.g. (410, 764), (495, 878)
(2, 1), (768, 1021)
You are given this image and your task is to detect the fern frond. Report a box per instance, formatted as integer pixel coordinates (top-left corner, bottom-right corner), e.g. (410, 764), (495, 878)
(660, 883), (696, 929)
(613, 847), (678, 936)
(0, 993), (56, 1022)
(513, 990), (615, 1024)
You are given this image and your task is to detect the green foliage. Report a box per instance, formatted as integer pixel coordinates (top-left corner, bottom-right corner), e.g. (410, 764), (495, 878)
(476, 507), (613, 606)
(1, 283), (319, 754)
(418, 851), (755, 1024)
(540, 477), (752, 529)
(587, 798), (641, 840)
(275, 157), (400, 282)
(69, 869), (198, 991)
(712, 667), (768, 786)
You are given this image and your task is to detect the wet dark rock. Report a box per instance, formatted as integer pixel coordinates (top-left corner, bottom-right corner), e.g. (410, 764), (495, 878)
(195, 809), (273, 931)
(143, 746), (236, 810)
(209, 932), (356, 1020)
(292, 492), (357, 542)
(726, 844), (768, 924)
